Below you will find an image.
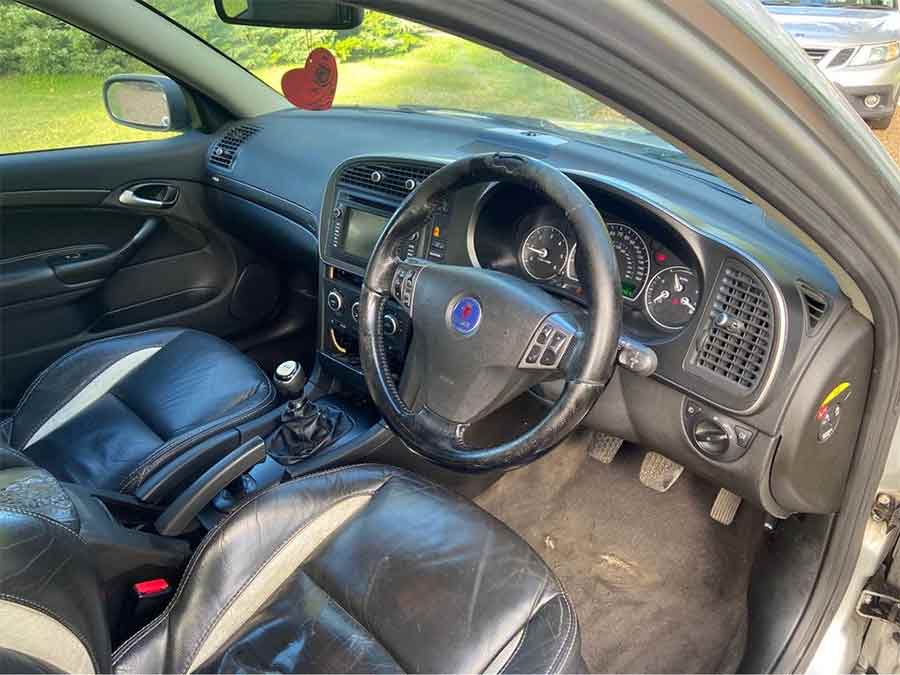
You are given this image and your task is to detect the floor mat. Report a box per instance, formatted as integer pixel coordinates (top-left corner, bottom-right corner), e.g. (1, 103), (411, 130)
(475, 432), (764, 673)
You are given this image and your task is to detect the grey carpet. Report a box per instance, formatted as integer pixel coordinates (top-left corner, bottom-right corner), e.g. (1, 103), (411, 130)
(475, 431), (764, 673)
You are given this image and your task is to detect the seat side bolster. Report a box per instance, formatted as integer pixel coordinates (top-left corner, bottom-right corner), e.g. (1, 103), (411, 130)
(496, 592), (582, 675)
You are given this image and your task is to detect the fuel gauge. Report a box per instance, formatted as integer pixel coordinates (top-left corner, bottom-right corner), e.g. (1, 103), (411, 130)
(644, 266), (701, 330)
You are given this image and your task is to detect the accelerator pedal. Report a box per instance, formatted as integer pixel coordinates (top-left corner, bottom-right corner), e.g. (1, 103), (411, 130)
(710, 488), (742, 526)
(587, 432), (625, 464)
(639, 451), (684, 493)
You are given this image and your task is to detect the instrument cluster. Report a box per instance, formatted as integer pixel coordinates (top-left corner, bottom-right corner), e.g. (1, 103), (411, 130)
(509, 203), (700, 335)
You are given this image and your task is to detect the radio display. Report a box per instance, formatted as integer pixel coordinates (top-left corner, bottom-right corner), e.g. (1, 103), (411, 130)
(343, 207), (390, 260)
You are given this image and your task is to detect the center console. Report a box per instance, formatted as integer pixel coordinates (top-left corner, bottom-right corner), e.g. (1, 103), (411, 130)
(318, 159), (450, 385)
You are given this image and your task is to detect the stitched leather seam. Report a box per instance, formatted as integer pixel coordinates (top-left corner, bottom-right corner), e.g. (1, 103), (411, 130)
(0, 593), (100, 672)
(548, 590), (576, 674)
(498, 576), (549, 673)
(12, 329), (184, 441)
(118, 379), (275, 493)
(0, 445), (35, 467)
(182, 483), (388, 673)
(111, 464), (397, 665)
(0, 505), (84, 541)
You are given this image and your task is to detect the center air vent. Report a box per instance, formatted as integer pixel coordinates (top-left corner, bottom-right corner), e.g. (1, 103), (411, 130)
(209, 124), (261, 170)
(692, 262), (774, 392)
(337, 161), (439, 199)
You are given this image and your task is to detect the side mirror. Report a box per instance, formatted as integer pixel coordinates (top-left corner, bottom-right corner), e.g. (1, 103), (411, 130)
(103, 74), (191, 132)
(214, 0), (364, 29)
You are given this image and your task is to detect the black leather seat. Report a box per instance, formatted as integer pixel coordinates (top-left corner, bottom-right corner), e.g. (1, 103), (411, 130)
(0, 464), (584, 674)
(0, 328), (274, 494)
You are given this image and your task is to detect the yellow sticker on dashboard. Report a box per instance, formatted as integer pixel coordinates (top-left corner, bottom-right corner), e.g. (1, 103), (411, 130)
(821, 382), (851, 408)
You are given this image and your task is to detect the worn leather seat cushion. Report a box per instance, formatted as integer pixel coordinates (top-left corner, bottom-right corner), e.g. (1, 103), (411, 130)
(113, 465), (584, 674)
(1, 329), (274, 494)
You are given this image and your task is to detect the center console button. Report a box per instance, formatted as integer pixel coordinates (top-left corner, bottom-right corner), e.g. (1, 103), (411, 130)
(383, 314), (399, 336)
(327, 290), (344, 313)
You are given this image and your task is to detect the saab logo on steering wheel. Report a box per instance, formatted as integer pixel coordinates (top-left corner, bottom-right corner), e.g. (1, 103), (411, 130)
(450, 296), (482, 335)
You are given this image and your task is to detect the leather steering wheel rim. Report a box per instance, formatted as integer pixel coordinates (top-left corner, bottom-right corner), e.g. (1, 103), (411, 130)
(359, 153), (621, 471)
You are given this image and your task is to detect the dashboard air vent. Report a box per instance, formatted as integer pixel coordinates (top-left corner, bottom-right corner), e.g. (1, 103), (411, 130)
(798, 281), (829, 334)
(337, 161), (439, 199)
(693, 263), (774, 392)
(209, 124), (261, 170)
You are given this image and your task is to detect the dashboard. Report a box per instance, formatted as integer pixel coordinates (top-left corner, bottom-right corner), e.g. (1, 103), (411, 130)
(204, 108), (874, 519)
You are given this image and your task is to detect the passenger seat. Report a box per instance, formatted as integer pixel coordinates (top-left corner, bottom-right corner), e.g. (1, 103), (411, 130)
(0, 328), (274, 495)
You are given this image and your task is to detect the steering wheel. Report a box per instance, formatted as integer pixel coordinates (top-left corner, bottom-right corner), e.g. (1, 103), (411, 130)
(359, 153), (621, 471)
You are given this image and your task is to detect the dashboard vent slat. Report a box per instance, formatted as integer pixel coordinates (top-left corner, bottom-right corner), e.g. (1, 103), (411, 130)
(798, 281), (830, 334)
(209, 124), (261, 170)
(337, 161), (439, 200)
(693, 263), (774, 392)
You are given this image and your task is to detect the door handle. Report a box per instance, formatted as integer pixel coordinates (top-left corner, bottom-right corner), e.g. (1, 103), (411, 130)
(53, 217), (160, 284)
(119, 183), (179, 209)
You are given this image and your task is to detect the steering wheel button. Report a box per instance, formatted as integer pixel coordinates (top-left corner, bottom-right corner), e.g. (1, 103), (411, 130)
(550, 332), (567, 350)
(526, 345), (542, 364)
(540, 348), (559, 366)
(537, 325), (554, 344)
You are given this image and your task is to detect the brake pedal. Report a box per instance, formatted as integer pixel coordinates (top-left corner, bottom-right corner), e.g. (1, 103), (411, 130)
(711, 488), (742, 525)
(639, 451), (684, 493)
(587, 432), (624, 464)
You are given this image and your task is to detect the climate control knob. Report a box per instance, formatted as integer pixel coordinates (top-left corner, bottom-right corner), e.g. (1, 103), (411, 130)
(327, 290), (344, 313)
(351, 301), (360, 323)
(693, 419), (730, 457)
(383, 314), (399, 336)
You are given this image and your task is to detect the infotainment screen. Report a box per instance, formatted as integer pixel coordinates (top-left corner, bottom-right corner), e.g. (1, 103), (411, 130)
(343, 207), (390, 260)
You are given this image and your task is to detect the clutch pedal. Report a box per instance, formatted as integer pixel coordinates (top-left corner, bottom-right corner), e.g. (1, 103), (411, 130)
(587, 432), (624, 464)
(639, 451), (684, 493)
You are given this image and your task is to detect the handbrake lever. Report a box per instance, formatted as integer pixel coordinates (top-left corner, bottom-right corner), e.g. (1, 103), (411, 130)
(154, 436), (266, 537)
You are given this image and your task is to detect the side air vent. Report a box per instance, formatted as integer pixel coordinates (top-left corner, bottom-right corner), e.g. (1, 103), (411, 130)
(337, 161), (439, 200)
(209, 124), (261, 170)
(798, 281), (830, 335)
(693, 262), (774, 392)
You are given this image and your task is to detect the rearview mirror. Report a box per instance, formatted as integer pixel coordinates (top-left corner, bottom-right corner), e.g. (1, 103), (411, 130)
(103, 75), (192, 132)
(214, 0), (364, 29)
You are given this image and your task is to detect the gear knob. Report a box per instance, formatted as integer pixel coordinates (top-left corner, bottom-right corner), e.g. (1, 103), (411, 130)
(274, 360), (306, 398)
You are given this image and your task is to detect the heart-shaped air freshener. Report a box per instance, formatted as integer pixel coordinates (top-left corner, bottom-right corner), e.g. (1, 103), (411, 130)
(281, 48), (338, 111)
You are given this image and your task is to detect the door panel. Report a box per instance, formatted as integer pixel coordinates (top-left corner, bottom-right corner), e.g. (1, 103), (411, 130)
(0, 135), (281, 409)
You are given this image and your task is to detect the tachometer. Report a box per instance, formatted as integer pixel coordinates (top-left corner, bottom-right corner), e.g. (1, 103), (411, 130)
(644, 266), (701, 329)
(608, 222), (650, 302)
(520, 225), (569, 280)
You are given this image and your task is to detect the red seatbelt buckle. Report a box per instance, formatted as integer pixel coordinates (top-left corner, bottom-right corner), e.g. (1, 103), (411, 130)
(133, 578), (170, 599)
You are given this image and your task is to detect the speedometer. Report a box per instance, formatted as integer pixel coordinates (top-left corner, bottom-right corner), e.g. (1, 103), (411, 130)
(608, 222), (650, 301)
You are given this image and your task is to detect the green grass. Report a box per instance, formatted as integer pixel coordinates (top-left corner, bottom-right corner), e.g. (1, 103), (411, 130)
(1, 73), (174, 155)
(2, 35), (627, 156)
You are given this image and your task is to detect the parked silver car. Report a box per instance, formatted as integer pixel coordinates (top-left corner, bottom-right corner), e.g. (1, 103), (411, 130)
(766, 0), (900, 128)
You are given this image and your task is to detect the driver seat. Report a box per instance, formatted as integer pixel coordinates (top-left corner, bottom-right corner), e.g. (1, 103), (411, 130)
(0, 464), (584, 674)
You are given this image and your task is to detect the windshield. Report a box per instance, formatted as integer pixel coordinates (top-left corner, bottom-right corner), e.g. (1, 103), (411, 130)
(762, 0), (897, 8)
(144, 1), (703, 170)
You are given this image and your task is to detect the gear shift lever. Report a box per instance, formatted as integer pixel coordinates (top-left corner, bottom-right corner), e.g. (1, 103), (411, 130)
(274, 360), (306, 398)
(267, 361), (349, 465)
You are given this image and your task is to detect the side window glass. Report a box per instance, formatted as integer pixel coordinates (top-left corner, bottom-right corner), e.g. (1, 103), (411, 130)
(0, 0), (180, 154)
